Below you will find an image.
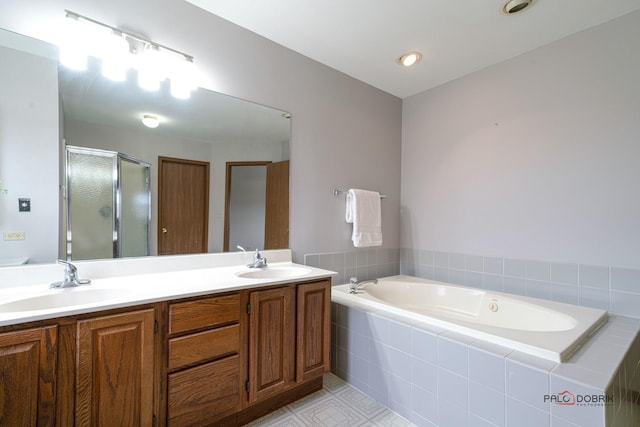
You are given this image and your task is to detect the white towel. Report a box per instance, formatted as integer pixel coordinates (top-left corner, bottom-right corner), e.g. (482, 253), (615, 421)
(345, 189), (382, 247)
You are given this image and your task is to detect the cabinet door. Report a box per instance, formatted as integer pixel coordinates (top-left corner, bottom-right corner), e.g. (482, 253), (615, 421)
(248, 286), (295, 403)
(297, 280), (331, 382)
(76, 309), (155, 427)
(0, 326), (57, 426)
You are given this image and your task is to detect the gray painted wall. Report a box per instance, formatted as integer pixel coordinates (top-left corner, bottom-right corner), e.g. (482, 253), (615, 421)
(0, 0), (403, 263)
(401, 11), (640, 269)
(227, 165), (266, 252)
(0, 44), (59, 263)
(8, 0), (634, 273)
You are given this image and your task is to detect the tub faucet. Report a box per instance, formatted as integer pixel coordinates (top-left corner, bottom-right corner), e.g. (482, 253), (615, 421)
(51, 260), (92, 288)
(349, 277), (378, 294)
(247, 249), (267, 268)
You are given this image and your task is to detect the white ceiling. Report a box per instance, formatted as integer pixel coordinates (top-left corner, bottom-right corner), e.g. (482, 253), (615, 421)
(186, 0), (640, 98)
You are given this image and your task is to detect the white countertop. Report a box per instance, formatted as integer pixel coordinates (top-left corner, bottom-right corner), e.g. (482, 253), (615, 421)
(0, 257), (29, 267)
(0, 257), (336, 327)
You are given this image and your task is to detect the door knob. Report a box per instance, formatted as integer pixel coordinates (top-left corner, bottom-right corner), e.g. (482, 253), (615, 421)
(161, 227), (167, 234)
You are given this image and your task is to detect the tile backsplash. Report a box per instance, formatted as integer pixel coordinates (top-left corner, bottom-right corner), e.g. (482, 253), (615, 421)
(303, 248), (400, 286)
(303, 247), (640, 318)
(400, 249), (640, 319)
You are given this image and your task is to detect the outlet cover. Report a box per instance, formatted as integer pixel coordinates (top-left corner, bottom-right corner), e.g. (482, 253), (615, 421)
(3, 231), (25, 241)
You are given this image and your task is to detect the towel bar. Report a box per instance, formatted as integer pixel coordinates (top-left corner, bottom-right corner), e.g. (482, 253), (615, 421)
(333, 189), (387, 199)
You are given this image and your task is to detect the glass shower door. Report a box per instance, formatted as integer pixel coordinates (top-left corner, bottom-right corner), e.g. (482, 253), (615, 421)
(66, 146), (150, 260)
(119, 156), (150, 258)
(67, 148), (116, 260)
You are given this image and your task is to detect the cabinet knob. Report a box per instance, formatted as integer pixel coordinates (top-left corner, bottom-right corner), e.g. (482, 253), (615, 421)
(161, 227), (168, 234)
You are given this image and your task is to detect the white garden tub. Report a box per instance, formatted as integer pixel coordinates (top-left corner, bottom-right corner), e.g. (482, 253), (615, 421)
(332, 275), (607, 362)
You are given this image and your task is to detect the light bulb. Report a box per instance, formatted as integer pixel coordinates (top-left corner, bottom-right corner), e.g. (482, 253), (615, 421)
(101, 33), (130, 81)
(142, 114), (159, 128)
(170, 59), (197, 99)
(398, 52), (422, 67)
(137, 47), (164, 91)
(58, 17), (88, 71)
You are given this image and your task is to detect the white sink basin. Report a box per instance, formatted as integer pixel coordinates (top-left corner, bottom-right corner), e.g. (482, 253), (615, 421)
(0, 288), (126, 313)
(235, 266), (312, 279)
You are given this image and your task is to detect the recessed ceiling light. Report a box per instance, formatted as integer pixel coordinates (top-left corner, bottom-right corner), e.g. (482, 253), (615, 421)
(502, 0), (534, 15)
(142, 114), (159, 128)
(397, 52), (422, 67)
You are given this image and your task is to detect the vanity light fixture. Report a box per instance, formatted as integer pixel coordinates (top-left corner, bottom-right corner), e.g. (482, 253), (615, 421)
(60, 10), (198, 98)
(397, 52), (422, 67)
(142, 114), (160, 129)
(502, 0), (534, 14)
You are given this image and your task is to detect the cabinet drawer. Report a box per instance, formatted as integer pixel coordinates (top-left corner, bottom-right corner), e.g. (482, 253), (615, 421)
(169, 293), (240, 334)
(167, 354), (240, 426)
(168, 324), (239, 370)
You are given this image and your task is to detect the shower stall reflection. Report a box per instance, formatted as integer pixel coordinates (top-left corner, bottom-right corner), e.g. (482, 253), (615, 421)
(66, 146), (151, 260)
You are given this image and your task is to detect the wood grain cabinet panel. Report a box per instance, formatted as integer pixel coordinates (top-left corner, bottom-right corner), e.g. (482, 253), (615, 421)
(296, 280), (331, 382)
(0, 277), (333, 427)
(76, 309), (155, 427)
(248, 286), (295, 404)
(166, 292), (242, 425)
(0, 326), (57, 426)
(167, 354), (240, 426)
(168, 323), (239, 370)
(169, 294), (240, 335)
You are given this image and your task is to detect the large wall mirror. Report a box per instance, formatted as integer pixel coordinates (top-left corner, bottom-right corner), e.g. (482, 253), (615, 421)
(0, 28), (291, 266)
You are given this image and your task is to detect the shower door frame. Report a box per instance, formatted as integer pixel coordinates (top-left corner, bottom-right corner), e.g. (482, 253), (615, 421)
(65, 146), (151, 260)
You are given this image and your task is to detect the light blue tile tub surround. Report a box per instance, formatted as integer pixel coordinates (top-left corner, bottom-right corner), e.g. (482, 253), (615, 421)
(611, 268), (640, 293)
(399, 249), (640, 319)
(332, 301), (640, 427)
(469, 381), (505, 426)
(304, 248), (400, 287)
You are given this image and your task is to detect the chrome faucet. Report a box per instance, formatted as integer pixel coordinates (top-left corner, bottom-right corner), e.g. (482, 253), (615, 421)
(349, 277), (378, 294)
(247, 249), (268, 268)
(50, 260), (92, 288)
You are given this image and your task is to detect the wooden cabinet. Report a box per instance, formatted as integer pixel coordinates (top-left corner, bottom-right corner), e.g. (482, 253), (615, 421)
(166, 293), (241, 426)
(75, 309), (155, 427)
(246, 279), (330, 404)
(167, 355), (240, 426)
(247, 286), (296, 404)
(0, 326), (57, 426)
(165, 281), (330, 425)
(297, 280), (331, 382)
(168, 294), (240, 335)
(0, 275), (332, 427)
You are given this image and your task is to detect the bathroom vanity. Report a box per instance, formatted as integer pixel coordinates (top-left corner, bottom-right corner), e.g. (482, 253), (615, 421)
(0, 252), (333, 426)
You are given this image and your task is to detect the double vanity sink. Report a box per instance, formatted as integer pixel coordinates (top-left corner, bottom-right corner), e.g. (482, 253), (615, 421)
(0, 257), (321, 324)
(0, 250), (335, 426)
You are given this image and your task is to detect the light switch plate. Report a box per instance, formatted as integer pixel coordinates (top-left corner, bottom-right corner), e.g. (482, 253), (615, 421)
(18, 198), (30, 212)
(3, 231), (25, 241)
